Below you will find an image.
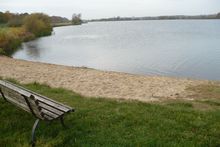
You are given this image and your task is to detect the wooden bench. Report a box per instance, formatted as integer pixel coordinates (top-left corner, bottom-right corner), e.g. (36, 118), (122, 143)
(0, 80), (74, 146)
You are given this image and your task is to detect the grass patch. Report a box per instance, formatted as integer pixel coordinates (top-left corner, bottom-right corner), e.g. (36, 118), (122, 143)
(197, 100), (220, 107)
(0, 23), (7, 27)
(0, 82), (220, 146)
(51, 22), (72, 27)
(204, 100), (220, 106)
(166, 102), (193, 108)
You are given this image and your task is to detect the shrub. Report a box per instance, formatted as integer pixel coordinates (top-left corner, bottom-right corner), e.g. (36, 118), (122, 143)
(23, 13), (52, 37)
(0, 28), (21, 55)
(7, 17), (23, 27)
(0, 48), (6, 55)
(0, 11), (12, 24)
(0, 27), (34, 55)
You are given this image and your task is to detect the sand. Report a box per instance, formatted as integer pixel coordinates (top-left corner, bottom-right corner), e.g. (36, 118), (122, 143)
(0, 56), (210, 102)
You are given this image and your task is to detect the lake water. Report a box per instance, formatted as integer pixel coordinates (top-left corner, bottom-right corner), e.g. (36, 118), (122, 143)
(13, 20), (220, 80)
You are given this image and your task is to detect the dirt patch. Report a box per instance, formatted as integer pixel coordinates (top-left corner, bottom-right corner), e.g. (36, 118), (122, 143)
(187, 84), (220, 99)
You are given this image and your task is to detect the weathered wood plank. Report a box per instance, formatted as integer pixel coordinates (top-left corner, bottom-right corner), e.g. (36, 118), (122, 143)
(37, 98), (70, 113)
(38, 102), (64, 116)
(1, 86), (27, 105)
(4, 96), (31, 112)
(41, 109), (59, 119)
(41, 113), (53, 121)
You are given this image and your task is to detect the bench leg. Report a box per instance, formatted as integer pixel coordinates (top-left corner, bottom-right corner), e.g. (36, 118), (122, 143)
(31, 119), (40, 147)
(60, 116), (66, 128)
(0, 88), (7, 101)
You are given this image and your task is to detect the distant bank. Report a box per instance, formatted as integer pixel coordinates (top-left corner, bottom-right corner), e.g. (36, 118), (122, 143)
(89, 12), (220, 22)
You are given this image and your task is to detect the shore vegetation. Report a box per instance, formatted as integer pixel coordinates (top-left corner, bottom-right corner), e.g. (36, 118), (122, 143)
(0, 12), (52, 56)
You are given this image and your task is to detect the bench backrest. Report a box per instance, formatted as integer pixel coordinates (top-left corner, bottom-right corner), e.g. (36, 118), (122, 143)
(0, 80), (73, 121)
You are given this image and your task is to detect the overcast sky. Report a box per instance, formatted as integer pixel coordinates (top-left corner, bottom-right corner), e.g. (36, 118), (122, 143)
(0, 0), (220, 19)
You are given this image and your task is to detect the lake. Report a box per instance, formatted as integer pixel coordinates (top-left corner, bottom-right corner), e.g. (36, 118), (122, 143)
(13, 20), (220, 80)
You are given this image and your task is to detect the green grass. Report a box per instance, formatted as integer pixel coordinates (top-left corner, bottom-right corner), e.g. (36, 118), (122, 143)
(51, 22), (73, 27)
(0, 23), (7, 27)
(0, 82), (220, 146)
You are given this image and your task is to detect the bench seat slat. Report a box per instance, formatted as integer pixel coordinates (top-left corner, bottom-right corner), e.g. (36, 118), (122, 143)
(31, 94), (72, 111)
(1, 86), (27, 104)
(41, 109), (60, 119)
(38, 103), (64, 116)
(4, 95), (31, 112)
(42, 114), (53, 121)
(37, 99), (70, 113)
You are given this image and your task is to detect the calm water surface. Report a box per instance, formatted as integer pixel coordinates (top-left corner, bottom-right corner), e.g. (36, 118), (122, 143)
(13, 20), (220, 80)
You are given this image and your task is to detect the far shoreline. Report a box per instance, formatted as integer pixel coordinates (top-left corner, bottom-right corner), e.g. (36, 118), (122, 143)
(89, 18), (220, 23)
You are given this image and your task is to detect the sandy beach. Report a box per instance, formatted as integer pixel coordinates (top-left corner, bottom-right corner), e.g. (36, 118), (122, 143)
(0, 56), (211, 102)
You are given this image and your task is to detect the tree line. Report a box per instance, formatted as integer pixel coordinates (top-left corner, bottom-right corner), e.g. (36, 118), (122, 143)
(90, 12), (220, 22)
(0, 11), (53, 37)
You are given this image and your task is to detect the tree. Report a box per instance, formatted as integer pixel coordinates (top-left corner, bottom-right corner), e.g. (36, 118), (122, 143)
(217, 13), (220, 19)
(7, 15), (23, 27)
(72, 13), (82, 25)
(0, 12), (6, 23)
(0, 11), (12, 24)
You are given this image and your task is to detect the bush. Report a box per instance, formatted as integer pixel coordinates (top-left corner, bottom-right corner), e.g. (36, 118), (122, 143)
(7, 17), (23, 27)
(0, 27), (34, 55)
(23, 13), (52, 37)
(0, 28), (21, 55)
(0, 11), (12, 24)
(0, 48), (6, 55)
